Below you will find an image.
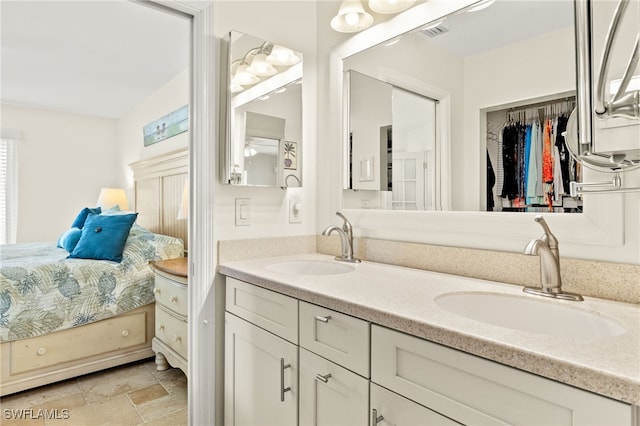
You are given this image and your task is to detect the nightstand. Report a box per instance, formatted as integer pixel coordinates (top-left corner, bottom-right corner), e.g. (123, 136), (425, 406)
(151, 257), (188, 378)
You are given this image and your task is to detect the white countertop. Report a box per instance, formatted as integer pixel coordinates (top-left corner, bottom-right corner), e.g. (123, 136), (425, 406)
(218, 253), (640, 405)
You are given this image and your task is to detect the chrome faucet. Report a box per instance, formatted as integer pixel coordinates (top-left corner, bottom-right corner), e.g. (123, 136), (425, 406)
(322, 212), (361, 263)
(523, 215), (583, 301)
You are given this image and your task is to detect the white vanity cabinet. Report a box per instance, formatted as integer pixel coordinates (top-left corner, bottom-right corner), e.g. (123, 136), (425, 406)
(224, 278), (298, 426)
(298, 301), (370, 425)
(299, 348), (369, 425)
(371, 325), (633, 425)
(223, 275), (634, 426)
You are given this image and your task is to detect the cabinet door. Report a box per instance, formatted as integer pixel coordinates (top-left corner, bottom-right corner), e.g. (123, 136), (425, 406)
(299, 348), (369, 426)
(370, 383), (460, 426)
(372, 325), (632, 425)
(225, 312), (297, 426)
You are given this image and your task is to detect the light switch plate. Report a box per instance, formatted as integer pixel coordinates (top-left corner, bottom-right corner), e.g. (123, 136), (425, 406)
(235, 198), (250, 226)
(289, 196), (302, 223)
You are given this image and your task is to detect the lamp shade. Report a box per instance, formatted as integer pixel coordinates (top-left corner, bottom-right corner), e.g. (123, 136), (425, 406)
(330, 0), (373, 33)
(368, 0), (415, 14)
(176, 181), (189, 221)
(96, 188), (129, 210)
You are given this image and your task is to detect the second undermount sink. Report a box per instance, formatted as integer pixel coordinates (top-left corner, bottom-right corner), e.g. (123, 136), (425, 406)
(435, 292), (626, 339)
(265, 259), (355, 276)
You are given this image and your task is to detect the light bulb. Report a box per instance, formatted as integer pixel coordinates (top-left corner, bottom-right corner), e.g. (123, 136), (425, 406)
(344, 12), (359, 26)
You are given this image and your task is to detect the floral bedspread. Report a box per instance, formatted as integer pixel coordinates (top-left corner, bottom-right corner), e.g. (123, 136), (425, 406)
(0, 227), (184, 342)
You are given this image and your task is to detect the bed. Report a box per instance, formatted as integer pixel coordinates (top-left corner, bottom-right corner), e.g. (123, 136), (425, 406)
(0, 225), (183, 396)
(0, 148), (188, 396)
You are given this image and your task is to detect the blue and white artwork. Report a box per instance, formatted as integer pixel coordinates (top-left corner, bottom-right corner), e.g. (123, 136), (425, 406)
(143, 104), (189, 146)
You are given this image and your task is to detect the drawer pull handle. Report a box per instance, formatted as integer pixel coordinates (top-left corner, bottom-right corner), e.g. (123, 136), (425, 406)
(315, 315), (331, 323)
(315, 373), (332, 383)
(37, 347), (47, 356)
(170, 296), (178, 303)
(122, 330), (129, 337)
(154, 288), (160, 295)
(372, 409), (384, 425)
(173, 335), (182, 342)
(280, 358), (291, 402)
(159, 324), (165, 330)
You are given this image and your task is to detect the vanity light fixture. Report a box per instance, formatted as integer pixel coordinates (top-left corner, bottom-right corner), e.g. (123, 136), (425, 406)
(330, 0), (374, 33)
(231, 63), (260, 86)
(466, 0), (495, 13)
(230, 42), (300, 94)
(247, 53), (278, 77)
(368, 0), (415, 14)
(266, 44), (301, 66)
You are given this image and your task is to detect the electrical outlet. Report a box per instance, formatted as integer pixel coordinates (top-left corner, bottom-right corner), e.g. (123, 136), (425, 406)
(235, 198), (250, 226)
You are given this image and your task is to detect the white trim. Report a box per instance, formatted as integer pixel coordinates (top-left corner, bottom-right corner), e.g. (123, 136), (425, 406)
(328, 0), (631, 263)
(147, 1), (216, 425)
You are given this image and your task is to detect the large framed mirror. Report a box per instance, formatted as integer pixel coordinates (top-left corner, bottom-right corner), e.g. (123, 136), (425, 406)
(328, 0), (631, 263)
(221, 30), (303, 187)
(342, 0), (582, 213)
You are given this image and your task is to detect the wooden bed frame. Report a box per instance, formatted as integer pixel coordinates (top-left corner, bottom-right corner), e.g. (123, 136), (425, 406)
(0, 148), (188, 396)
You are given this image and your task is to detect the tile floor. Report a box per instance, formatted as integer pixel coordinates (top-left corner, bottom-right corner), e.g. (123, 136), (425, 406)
(0, 358), (187, 425)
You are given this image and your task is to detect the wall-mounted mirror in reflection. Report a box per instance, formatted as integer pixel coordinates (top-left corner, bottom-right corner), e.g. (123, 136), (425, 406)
(222, 30), (303, 187)
(342, 0), (582, 213)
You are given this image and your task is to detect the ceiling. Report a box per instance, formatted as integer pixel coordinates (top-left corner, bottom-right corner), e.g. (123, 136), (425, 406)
(1, 0), (573, 120)
(1, 1), (190, 119)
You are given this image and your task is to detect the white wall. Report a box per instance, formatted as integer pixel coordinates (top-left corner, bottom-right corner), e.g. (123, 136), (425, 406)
(2, 104), (119, 242)
(116, 70), (189, 203)
(213, 1), (318, 241)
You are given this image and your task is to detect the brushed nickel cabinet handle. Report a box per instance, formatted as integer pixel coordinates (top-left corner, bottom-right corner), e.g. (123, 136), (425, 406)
(314, 315), (331, 323)
(315, 373), (332, 383)
(372, 409), (384, 425)
(280, 358), (291, 402)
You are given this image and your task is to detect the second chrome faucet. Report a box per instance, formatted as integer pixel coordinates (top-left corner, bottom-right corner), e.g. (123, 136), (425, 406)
(322, 212), (361, 263)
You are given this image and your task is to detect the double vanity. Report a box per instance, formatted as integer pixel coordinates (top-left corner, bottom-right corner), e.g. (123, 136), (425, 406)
(219, 253), (639, 425)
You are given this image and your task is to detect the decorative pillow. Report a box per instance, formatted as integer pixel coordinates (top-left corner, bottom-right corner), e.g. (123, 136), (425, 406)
(56, 227), (83, 252)
(68, 213), (138, 262)
(70, 207), (102, 229)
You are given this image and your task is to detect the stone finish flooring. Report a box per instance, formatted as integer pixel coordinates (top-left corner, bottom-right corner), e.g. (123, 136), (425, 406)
(0, 359), (187, 425)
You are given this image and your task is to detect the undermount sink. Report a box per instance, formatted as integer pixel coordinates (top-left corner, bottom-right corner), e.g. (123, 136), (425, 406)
(265, 259), (355, 275)
(435, 292), (626, 339)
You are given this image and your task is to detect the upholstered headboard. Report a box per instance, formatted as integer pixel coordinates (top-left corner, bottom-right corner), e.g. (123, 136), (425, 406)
(129, 147), (188, 250)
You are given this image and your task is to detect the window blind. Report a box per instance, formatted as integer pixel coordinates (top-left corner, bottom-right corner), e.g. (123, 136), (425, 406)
(0, 133), (19, 244)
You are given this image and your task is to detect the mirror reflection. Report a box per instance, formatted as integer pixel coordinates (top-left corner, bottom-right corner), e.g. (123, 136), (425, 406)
(342, 0), (581, 212)
(224, 31), (303, 187)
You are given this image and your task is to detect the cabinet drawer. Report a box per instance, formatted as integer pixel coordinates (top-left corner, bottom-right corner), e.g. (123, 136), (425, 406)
(154, 271), (188, 317)
(11, 310), (148, 374)
(299, 348), (369, 426)
(226, 277), (298, 344)
(371, 325), (631, 425)
(371, 382), (460, 426)
(156, 305), (187, 359)
(299, 301), (369, 377)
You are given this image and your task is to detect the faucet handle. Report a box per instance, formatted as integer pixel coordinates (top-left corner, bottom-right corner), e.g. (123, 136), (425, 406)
(335, 211), (352, 232)
(534, 215), (558, 249)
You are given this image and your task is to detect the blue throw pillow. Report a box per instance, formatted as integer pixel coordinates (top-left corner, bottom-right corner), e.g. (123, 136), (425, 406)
(68, 213), (138, 262)
(56, 227), (83, 252)
(70, 207), (102, 229)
